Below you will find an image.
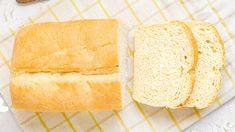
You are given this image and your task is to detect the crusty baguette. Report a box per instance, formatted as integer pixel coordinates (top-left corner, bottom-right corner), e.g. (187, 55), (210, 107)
(11, 73), (121, 112)
(11, 19), (118, 73)
(184, 22), (225, 109)
(133, 21), (198, 108)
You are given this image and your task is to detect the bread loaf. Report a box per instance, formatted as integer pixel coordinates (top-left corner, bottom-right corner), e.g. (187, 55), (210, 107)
(10, 19), (122, 112)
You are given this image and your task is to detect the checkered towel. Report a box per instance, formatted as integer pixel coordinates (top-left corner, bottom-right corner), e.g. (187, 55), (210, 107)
(0, 0), (235, 131)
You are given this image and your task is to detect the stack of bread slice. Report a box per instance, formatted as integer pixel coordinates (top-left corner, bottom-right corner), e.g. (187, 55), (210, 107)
(133, 21), (225, 109)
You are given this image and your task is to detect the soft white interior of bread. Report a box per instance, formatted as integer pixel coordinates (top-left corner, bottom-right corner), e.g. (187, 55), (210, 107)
(133, 22), (195, 108)
(185, 22), (224, 108)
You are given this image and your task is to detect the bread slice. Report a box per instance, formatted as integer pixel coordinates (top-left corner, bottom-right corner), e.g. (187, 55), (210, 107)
(10, 73), (121, 112)
(133, 21), (198, 108)
(184, 22), (225, 109)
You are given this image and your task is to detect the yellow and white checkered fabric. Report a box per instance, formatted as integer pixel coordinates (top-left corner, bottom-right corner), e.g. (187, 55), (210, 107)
(0, 0), (235, 131)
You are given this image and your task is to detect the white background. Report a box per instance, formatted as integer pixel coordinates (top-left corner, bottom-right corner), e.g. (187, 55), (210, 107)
(0, 0), (235, 131)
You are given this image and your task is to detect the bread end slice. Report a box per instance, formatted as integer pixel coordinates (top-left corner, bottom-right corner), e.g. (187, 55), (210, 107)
(133, 21), (198, 108)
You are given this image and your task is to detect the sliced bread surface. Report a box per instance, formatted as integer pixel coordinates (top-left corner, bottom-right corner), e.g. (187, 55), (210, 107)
(133, 21), (198, 108)
(184, 22), (225, 108)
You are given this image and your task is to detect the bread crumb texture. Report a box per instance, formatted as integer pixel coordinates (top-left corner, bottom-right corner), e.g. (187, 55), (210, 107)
(185, 22), (224, 109)
(133, 21), (197, 108)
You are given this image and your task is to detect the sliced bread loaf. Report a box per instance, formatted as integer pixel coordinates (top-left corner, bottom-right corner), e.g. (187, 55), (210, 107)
(184, 22), (225, 108)
(133, 21), (198, 108)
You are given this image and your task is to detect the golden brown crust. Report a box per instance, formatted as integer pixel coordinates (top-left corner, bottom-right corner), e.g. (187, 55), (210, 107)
(11, 19), (118, 73)
(10, 73), (121, 112)
(16, 0), (35, 3)
(10, 19), (121, 112)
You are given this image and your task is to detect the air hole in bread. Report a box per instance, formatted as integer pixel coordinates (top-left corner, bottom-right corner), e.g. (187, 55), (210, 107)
(184, 56), (187, 59)
(199, 28), (205, 31)
(180, 66), (183, 76)
(198, 51), (202, 54)
(210, 46), (217, 52)
(206, 40), (211, 43)
(212, 66), (216, 71)
(212, 82), (215, 86)
(176, 32), (182, 35)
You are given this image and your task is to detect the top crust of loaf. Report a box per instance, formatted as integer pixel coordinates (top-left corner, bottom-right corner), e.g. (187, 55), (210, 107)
(184, 22), (225, 108)
(133, 21), (198, 108)
(11, 19), (118, 73)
